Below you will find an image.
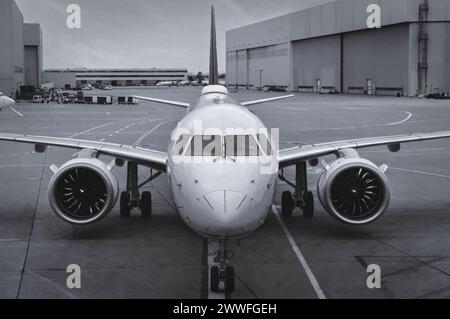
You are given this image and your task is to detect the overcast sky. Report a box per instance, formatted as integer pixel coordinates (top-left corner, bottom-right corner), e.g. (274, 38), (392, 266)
(16, 0), (334, 73)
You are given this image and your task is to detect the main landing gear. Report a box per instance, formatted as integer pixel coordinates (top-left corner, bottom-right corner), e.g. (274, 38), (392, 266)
(279, 161), (314, 218)
(120, 162), (162, 219)
(210, 240), (235, 294)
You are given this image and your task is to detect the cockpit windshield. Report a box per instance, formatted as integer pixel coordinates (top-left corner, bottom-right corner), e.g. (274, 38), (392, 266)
(225, 135), (260, 157)
(185, 135), (222, 157)
(175, 134), (272, 157)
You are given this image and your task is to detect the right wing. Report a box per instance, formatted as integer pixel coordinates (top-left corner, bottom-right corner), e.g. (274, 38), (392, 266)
(279, 131), (450, 169)
(133, 95), (190, 109)
(0, 133), (168, 172)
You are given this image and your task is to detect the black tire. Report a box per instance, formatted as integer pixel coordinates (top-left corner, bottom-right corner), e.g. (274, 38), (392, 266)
(303, 191), (314, 218)
(225, 266), (235, 293)
(210, 266), (220, 293)
(281, 191), (294, 218)
(140, 191), (152, 219)
(120, 192), (131, 218)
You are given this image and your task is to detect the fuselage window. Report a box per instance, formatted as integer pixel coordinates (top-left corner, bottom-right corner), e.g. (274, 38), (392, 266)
(185, 135), (222, 157)
(225, 135), (260, 157)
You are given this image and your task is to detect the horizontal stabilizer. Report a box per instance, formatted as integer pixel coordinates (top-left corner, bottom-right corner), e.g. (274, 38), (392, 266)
(241, 95), (295, 107)
(133, 95), (190, 109)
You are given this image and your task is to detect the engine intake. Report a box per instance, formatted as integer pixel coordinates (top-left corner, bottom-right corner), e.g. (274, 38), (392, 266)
(48, 158), (119, 225)
(317, 156), (390, 225)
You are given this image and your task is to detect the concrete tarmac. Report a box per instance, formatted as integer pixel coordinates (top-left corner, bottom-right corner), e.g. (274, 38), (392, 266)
(1, 87), (450, 299)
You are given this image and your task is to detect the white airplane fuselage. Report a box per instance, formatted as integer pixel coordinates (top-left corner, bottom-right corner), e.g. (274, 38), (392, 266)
(0, 92), (15, 110)
(167, 86), (278, 240)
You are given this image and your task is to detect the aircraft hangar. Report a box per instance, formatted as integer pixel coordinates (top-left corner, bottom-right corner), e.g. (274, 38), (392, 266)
(226, 0), (450, 97)
(0, 0), (43, 98)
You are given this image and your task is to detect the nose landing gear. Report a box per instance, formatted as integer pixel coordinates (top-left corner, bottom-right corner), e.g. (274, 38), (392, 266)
(210, 240), (235, 293)
(119, 162), (162, 219)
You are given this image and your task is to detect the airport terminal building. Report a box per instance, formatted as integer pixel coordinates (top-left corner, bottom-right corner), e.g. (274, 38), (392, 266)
(0, 0), (43, 97)
(43, 68), (189, 89)
(226, 0), (450, 97)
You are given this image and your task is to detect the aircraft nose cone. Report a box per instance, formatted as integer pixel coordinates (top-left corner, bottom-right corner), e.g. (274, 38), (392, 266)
(203, 190), (247, 217)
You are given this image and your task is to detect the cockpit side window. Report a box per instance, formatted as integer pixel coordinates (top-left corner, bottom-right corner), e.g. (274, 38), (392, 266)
(172, 135), (191, 156)
(225, 135), (260, 157)
(185, 135), (222, 157)
(257, 133), (273, 156)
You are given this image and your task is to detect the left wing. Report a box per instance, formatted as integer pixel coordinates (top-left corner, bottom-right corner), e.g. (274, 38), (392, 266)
(242, 95), (295, 107)
(0, 133), (167, 171)
(279, 131), (450, 169)
(133, 95), (190, 109)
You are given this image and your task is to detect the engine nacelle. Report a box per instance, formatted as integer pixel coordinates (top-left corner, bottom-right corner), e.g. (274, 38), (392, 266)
(48, 158), (119, 225)
(317, 153), (390, 225)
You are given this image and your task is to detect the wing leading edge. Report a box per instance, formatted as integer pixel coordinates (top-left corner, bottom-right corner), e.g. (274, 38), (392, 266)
(0, 133), (167, 171)
(133, 95), (190, 109)
(279, 131), (450, 169)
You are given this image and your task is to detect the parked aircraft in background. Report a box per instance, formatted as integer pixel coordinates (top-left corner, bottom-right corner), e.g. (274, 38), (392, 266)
(0, 92), (15, 110)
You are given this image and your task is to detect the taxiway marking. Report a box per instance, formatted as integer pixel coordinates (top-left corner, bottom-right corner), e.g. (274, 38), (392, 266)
(272, 206), (326, 299)
(381, 111), (412, 126)
(9, 106), (24, 117)
(390, 167), (450, 180)
(133, 121), (172, 147)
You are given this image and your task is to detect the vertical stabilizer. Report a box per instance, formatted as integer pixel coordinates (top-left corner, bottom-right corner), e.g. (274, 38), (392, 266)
(209, 6), (219, 85)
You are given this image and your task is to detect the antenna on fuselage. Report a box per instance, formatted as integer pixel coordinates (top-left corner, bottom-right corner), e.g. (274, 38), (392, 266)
(209, 6), (219, 85)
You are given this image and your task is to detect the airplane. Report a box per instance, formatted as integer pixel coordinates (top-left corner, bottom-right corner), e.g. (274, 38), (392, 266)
(1, 6), (450, 293)
(0, 92), (15, 110)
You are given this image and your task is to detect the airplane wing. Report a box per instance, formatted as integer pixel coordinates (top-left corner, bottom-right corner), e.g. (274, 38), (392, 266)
(278, 131), (450, 169)
(0, 133), (168, 172)
(241, 95), (295, 107)
(133, 95), (190, 109)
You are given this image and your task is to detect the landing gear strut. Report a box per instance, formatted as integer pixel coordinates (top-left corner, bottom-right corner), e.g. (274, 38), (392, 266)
(120, 162), (161, 219)
(210, 240), (235, 293)
(279, 162), (314, 218)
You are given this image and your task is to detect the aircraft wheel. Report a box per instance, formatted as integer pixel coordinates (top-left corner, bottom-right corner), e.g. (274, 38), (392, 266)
(281, 191), (294, 218)
(303, 191), (314, 218)
(224, 266), (235, 293)
(210, 266), (220, 292)
(120, 192), (131, 218)
(140, 191), (152, 219)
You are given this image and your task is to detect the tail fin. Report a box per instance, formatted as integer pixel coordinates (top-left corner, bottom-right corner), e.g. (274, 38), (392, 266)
(209, 6), (219, 85)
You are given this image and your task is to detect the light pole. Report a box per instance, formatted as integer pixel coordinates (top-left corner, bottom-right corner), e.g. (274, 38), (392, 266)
(257, 69), (264, 91)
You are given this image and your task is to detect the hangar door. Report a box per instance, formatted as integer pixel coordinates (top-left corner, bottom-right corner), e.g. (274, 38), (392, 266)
(25, 46), (39, 88)
(293, 35), (341, 92)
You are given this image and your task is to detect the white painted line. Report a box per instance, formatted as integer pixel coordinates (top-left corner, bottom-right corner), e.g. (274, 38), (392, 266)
(9, 106), (24, 117)
(0, 164), (45, 168)
(272, 206), (326, 299)
(133, 121), (169, 147)
(69, 121), (116, 138)
(208, 241), (225, 300)
(390, 167), (450, 179)
(381, 111), (412, 126)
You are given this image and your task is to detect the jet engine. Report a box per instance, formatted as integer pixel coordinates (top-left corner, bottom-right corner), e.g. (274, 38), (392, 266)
(317, 149), (390, 225)
(48, 158), (119, 225)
